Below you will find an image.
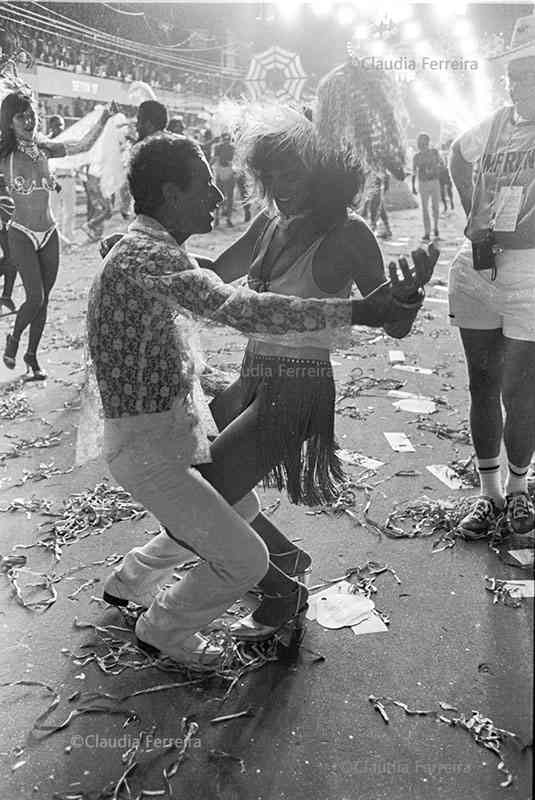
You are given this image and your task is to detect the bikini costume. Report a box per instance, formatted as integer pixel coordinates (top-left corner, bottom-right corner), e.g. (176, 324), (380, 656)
(3, 146), (57, 251)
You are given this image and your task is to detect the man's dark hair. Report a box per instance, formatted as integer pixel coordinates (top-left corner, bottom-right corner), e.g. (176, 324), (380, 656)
(128, 133), (204, 215)
(138, 100), (168, 131)
(48, 114), (64, 137)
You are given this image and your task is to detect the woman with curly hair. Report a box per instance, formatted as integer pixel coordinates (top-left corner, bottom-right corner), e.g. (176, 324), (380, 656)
(0, 87), (114, 379)
(195, 63), (434, 641)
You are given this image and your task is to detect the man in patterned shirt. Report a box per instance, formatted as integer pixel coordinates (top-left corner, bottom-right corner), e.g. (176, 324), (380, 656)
(88, 133), (435, 668)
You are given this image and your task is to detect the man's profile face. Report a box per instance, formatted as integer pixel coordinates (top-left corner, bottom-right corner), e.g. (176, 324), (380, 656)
(136, 113), (154, 141)
(169, 156), (223, 235)
(507, 57), (535, 121)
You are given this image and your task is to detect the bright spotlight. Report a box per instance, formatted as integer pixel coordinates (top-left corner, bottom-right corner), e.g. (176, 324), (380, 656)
(390, 4), (414, 24)
(402, 21), (421, 40)
(454, 19), (471, 38)
(276, 1), (302, 22)
(310, 0), (332, 16)
(458, 37), (478, 55)
(353, 23), (369, 40)
(370, 39), (386, 56)
(431, 2), (450, 19)
(336, 4), (356, 26)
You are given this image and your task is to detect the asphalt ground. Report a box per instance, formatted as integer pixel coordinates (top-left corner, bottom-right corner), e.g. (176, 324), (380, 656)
(0, 203), (532, 800)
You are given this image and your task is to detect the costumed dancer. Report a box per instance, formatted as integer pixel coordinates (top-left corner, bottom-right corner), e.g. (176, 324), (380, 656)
(188, 60), (437, 640)
(0, 64), (115, 379)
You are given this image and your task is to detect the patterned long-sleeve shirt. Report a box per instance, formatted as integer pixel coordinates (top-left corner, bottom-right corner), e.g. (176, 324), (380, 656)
(87, 215), (352, 422)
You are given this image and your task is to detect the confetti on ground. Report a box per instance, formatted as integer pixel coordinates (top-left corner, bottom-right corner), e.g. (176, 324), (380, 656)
(336, 371), (404, 404)
(484, 577), (534, 607)
(0, 393), (33, 420)
(10, 462), (74, 487)
(0, 430), (65, 461)
(368, 695), (529, 788)
(416, 419), (472, 445)
(13, 480), (146, 560)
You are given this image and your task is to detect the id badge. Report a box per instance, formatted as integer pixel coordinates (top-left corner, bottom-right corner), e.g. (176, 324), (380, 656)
(493, 186), (524, 232)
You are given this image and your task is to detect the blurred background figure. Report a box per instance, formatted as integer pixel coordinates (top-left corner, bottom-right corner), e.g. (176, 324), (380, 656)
(0, 171), (16, 312)
(167, 115), (184, 135)
(212, 131), (235, 228)
(199, 127), (213, 162)
(412, 132), (442, 241)
(136, 100), (167, 141)
(368, 173), (393, 239)
(439, 139), (455, 214)
(48, 115), (77, 247)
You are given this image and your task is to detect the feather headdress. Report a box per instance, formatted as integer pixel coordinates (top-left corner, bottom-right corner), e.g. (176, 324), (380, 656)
(0, 53), (35, 104)
(315, 59), (407, 179)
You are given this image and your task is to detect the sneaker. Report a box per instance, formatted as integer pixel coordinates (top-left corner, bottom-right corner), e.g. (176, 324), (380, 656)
(422, 233), (431, 242)
(504, 492), (535, 536)
(433, 229), (440, 239)
(458, 496), (502, 540)
(135, 620), (224, 670)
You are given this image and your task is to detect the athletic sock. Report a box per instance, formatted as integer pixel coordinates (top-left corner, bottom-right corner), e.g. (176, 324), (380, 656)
(505, 461), (530, 496)
(477, 457), (504, 507)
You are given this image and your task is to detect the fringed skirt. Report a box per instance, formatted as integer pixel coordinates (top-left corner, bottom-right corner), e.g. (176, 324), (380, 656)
(239, 346), (346, 506)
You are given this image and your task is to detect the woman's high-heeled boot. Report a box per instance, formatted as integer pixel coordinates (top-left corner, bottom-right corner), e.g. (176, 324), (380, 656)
(229, 582), (309, 642)
(270, 548), (312, 581)
(23, 352), (47, 381)
(3, 333), (19, 369)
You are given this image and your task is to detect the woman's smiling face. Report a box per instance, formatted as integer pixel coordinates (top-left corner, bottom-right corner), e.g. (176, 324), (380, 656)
(261, 152), (312, 217)
(11, 105), (37, 140)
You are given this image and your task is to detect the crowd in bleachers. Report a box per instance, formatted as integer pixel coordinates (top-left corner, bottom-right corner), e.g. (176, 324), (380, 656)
(0, 19), (220, 96)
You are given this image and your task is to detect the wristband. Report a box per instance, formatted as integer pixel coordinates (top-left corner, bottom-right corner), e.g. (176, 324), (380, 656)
(391, 291), (424, 311)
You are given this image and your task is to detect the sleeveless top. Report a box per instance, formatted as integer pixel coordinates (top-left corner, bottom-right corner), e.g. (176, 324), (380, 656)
(247, 216), (354, 361)
(466, 106), (535, 250)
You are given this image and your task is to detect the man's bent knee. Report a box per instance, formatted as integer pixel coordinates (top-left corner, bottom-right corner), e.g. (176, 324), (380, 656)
(233, 491), (261, 524)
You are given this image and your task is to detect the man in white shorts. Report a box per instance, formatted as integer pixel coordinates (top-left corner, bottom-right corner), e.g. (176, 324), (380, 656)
(448, 14), (535, 540)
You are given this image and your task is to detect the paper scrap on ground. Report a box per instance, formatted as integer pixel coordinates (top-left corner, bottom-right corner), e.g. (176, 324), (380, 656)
(316, 593), (374, 629)
(393, 398), (436, 414)
(426, 464), (465, 490)
(384, 432), (415, 453)
(388, 390), (430, 400)
(337, 449), (384, 471)
(393, 365), (434, 375)
(307, 581), (386, 634)
(508, 550), (534, 567)
(352, 612), (388, 635)
(388, 350), (405, 364)
(500, 580), (534, 598)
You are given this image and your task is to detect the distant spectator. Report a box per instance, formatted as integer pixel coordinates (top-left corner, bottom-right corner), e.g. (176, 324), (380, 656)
(136, 100), (167, 141)
(212, 131), (235, 228)
(48, 114), (65, 139)
(167, 116), (185, 135)
(199, 128), (213, 162)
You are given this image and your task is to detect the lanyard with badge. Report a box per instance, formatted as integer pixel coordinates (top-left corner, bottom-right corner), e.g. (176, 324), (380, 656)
(471, 110), (524, 279)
